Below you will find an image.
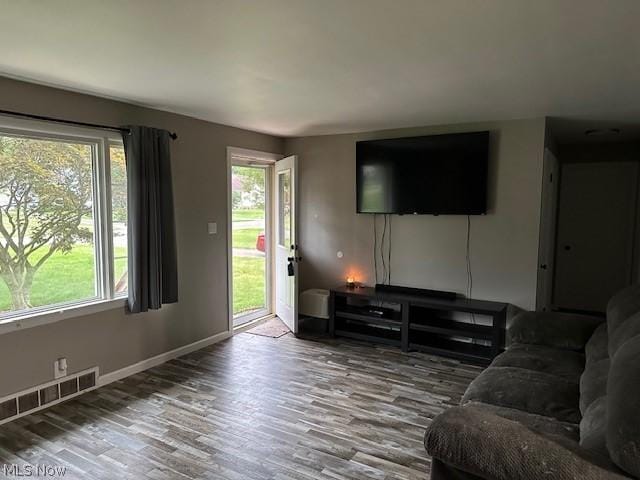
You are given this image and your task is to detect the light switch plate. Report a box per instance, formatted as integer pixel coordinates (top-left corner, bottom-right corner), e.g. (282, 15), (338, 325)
(207, 222), (217, 235)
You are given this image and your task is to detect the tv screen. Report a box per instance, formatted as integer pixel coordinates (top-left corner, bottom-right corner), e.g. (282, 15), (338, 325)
(356, 131), (489, 215)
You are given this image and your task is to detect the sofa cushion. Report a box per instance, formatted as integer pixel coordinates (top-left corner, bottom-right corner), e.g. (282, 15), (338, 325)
(508, 311), (603, 351)
(580, 395), (608, 458)
(579, 358), (610, 414)
(465, 401), (579, 441)
(607, 284), (640, 337)
(586, 323), (610, 365)
(462, 366), (581, 423)
(607, 335), (640, 478)
(425, 406), (628, 480)
(609, 310), (640, 356)
(491, 343), (584, 381)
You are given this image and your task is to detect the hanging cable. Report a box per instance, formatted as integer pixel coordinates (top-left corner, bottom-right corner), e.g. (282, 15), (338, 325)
(373, 214), (378, 284)
(388, 215), (393, 285)
(466, 215), (475, 324)
(381, 214), (388, 284)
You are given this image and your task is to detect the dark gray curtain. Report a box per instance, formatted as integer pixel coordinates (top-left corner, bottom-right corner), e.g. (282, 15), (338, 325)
(122, 126), (178, 313)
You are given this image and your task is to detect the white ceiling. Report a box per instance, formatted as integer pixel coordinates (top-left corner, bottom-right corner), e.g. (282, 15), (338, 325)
(0, 0), (639, 137)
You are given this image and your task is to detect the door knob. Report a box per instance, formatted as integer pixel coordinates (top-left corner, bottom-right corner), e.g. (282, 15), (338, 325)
(540, 264), (547, 270)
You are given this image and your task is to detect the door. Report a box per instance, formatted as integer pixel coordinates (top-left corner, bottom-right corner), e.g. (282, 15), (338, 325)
(536, 148), (560, 311)
(554, 161), (638, 312)
(274, 155), (299, 333)
(227, 147), (279, 331)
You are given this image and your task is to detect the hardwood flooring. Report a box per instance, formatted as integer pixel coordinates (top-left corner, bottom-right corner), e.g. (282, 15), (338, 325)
(0, 332), (481, 479)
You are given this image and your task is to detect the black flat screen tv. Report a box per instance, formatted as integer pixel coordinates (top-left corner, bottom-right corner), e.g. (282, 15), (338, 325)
(356, 131), (489, 215)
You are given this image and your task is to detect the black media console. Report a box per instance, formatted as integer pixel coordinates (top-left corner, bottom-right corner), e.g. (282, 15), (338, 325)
(329, 286), (508, 365)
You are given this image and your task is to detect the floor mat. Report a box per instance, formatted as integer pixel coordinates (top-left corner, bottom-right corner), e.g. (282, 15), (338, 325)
(245, 317), (290, 338)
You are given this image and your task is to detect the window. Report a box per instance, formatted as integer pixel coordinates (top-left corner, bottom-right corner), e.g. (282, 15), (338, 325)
(110, 144), (128, 294)
(0, 119), (127, 320)
(278, 169), (291, 248)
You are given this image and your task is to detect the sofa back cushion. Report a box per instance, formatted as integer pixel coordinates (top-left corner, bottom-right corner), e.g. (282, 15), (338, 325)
(607, 284), (640, 338)
(579, 358), (610, 414)
(580, 396), (608, 458)
(605, 285), (640, 477)
(579, 325), (610, 456)
(586, 323), (609, 365)
(610, 310), (640, 355)
(607, 334), (640, 477)
(509, 311), (603, 351)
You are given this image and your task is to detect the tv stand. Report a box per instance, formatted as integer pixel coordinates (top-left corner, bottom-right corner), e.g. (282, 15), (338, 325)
(329, 286), (508, 365)
(375, 283), (457, 300)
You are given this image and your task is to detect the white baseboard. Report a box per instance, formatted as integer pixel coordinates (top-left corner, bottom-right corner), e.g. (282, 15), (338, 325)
(98, 330), (232, 387)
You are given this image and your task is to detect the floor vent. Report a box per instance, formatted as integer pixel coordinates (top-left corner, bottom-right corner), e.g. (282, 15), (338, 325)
(0, 367), (99, 426)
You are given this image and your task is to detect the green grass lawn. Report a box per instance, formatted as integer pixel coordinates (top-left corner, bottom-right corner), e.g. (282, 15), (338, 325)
(0, 245), (127, 314)
(0, 240), (264, 320)
(232, 208), (264, 222)
(232, 228), (263, 250)
(232, 256), (265, 315)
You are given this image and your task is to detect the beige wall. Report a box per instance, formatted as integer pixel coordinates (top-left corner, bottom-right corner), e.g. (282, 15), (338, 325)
(285, 118), (546, 310)
(0, 76), (546, 398)
(0, 77), (283, 397)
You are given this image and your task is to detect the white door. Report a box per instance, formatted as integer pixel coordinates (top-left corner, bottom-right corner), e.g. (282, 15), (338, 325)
(554, 161), (638, 312)
(274, 156), (299, 333)
(536, 148), (560, 311)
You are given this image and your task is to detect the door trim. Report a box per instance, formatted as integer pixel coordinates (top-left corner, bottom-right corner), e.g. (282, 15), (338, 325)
(536, 148), (560, 311)
(226, 147), (283, 334)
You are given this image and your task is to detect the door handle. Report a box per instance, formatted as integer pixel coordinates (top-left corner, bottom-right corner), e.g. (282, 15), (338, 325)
(287, 256), (303, 263)
(540, 264), (548, 270)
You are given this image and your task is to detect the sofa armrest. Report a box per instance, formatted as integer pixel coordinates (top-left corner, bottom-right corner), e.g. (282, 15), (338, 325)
(508, 311), (603, 351)
(425, 406), (626, 480)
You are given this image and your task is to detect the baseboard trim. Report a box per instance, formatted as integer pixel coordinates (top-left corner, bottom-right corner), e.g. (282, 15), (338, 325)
(98, 330), (232, 387)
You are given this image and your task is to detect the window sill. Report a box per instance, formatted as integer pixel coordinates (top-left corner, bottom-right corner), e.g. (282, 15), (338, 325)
(0, 298), (127, 336)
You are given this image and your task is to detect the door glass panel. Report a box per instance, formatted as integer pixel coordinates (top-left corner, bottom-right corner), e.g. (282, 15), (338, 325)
(278, 170), (291, 248)
(231, 165), (267, 323)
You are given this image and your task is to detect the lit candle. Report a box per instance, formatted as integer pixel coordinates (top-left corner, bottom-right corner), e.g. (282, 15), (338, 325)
(346, 276), (356, 288)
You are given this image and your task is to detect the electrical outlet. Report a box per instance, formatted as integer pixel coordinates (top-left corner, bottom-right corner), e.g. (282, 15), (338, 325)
(54, 358), (68, 379)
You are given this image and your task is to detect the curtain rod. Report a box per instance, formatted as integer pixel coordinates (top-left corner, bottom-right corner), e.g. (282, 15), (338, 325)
(0, 109), (178, 140)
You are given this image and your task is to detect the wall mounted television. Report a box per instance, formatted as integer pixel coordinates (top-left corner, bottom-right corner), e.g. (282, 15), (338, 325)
(356, 131), (489, 215)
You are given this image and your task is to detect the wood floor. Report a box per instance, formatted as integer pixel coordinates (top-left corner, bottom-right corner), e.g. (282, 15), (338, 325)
(0, 332), (482, 480)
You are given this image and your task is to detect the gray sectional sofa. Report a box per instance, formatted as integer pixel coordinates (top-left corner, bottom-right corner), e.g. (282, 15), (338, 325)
(424, 285), (640, 480)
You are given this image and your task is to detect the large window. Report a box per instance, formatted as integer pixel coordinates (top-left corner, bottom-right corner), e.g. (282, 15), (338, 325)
(0, 120), (127, 320)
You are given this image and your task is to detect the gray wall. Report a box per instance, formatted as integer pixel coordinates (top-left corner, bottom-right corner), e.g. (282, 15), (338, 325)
(285, 118), (546, 309)
(0, 77), (283, 397)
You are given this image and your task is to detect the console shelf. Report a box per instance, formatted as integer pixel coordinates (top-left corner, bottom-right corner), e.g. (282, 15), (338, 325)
(409, 318), (493, 340)
(330, 286), (508, 365)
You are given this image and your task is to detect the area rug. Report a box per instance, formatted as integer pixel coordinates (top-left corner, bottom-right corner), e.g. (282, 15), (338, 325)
(246, 317), (290, 338)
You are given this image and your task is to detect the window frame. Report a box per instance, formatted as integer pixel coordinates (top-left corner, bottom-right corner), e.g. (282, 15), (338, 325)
(0, 115), (127, 332)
